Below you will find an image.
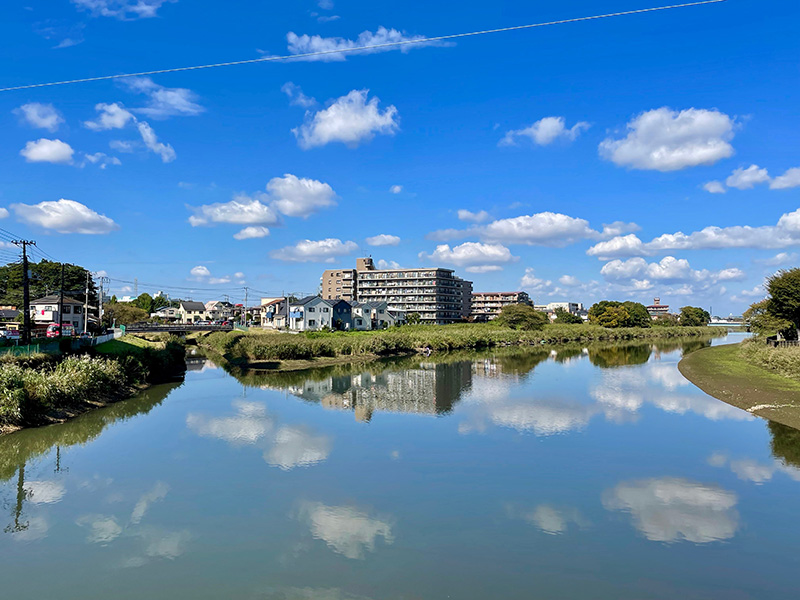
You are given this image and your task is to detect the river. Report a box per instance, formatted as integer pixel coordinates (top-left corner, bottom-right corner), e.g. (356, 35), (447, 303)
(1, 332), (798, 599)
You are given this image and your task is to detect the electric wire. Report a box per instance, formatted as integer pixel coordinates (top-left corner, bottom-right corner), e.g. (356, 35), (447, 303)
(0, 0), (726, 93)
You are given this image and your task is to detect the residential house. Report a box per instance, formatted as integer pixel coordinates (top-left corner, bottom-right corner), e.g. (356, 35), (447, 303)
(0, 307), (19, 329)
(30, 295), (86, 331)
(349, 302), (372, 331)
(288, 296), (333, 331)
(205, 300), (234, 321)
(261, 297), (288, 329)
(178, 301), (208, 323)
(328, 299), (353, 330)
(151, 306), (180, 321)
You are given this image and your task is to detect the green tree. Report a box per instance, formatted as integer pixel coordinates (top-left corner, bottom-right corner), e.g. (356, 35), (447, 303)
(103, 303), (148, 326)
(497, 304), (548, 331)
(679, 306), (711, 326)
(132, 293), (154, 314)
(406, 312), (421, 325)
(651, 313), (680, 327)
(553, 307), (583, 324)
(589, 300), (652, 328)
(0, 259), (98, 308)
(766, 268), (800, 339)
(743, 299), (792, 336)
(621, 301), (652, 328)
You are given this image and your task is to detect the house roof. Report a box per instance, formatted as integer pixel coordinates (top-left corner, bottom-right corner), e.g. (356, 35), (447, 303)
(179, 301), (206, 311)
(290, 295), (322, 307)
(31, 295), (84, 306)
(0, 309), (19, 319)
(262, 298), (285, 307)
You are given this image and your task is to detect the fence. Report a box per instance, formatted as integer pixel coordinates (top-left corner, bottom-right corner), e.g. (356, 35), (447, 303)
(767, 339), (800, 348)
(0, 341), (60, 356)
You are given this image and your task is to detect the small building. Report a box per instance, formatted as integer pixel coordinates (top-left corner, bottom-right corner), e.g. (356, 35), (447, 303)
(205, 300), (234, 321)
(30, 295), (86, 331)
(0, 308), (19, 327)
(349, 301), (373, 331)
(646, 297), (670, 318)
(151, 306), (180, 321)
(179, 301), (208, 323)
(261, 297), (288, 329)
(328, 299), (354, 331)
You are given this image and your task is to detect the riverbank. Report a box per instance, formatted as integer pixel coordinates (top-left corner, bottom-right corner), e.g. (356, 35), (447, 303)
(679, 341), (800, 430)
(0, 335), (186, 435)
(199, 323), (726, 372)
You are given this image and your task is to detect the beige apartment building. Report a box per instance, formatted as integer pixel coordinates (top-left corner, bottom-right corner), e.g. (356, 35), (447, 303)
(470, 291), (532, 321)
(321, 258), (472, 325)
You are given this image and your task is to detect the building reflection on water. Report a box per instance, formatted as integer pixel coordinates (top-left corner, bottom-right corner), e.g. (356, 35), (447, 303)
(286, 362), (473, 421)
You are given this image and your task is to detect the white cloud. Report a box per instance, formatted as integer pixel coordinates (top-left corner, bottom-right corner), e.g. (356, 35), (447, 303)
(519, 268), (552, 293)
(190, 265), (211, 278)
(121, 77), (204, 118)
(558, 275), (581, 286)
(84, 102), (135, 131)
(189, 194), (280, 227)
(270, 238), (358, 263)
(267, 174), (337, 217)
(466, 265), (503, 273)
(419, 242), (517, 270)
(233, 226), (270, 240)
(14, 103), (64, 132)
(730, 285), (765, 303)
(511, 504), (586, 536)
(770, 167), (800, 190)
(76, 514), (123, 544)
(298, 502), (393, 559)
(457, 209), (490, 223)
(376, 259), (401, 269)
(425, 228), (469, 242)
(366, 234), (400, 246)
(600, 221), (641, 238)
(20, 138), (74, 164)
(482, 212), (597, 246)
(600, 256), (744, 288)
(703, 180), (726, 194)
(756, 252), (797, 266)
(24, 480), (66, 504)
(602, 477), (739, 543)
(72, 0), (176, 19)
(136, 121), (175, 162)
(588, 208), (800, 258)
(599, 107), (735, 171)
(389, 185), (403, 194)
(110, 139), (138, 153)
(286, 26), (439, 62)
(82, 152), (122, 169)
(130, 482), (169, 525)
(281, 82), (316, 108)
(500, 116), (589, 147)
(264, 426), (331, 470)
(12, 199), (119, 234)
(725, 164), (770, 190)
(293, 89), (398, 149)
(0, 209), (8, 219)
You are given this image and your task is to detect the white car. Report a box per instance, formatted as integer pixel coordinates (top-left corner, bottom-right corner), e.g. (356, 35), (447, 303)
(0, 329), (20, 340)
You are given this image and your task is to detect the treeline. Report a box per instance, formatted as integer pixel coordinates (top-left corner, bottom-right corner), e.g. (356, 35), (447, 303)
(0, 260), (98, 308)
(587, 301), (710, 328)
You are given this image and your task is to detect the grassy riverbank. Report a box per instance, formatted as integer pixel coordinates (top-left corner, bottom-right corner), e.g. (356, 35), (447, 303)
(0, 335), (185, 433)
(199, 323), (725, 370)
(679, 340), (800, 430)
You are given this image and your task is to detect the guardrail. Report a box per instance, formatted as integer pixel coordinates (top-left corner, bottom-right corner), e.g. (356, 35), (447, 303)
(125, 324), (235, 333)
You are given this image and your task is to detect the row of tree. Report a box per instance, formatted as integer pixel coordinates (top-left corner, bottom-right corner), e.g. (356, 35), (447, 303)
(744, 268), (800, 339)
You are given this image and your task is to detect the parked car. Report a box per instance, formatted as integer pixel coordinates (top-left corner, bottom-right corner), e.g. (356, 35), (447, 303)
(0, 329), (20, 340)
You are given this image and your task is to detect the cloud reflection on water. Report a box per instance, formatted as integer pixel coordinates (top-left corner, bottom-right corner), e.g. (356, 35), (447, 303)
(298, 501), (394, 560)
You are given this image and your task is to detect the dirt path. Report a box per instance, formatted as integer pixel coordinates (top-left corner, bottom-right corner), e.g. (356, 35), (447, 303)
(679, 343), (800, 430)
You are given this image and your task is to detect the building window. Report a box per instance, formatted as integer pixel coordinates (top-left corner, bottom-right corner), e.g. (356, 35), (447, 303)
(356, 319), (362, 325)
(63, 306), (72, 314)
(322, 307), (329, 312)
(308, 307), (315, 312)
(309, 320), (316, 326)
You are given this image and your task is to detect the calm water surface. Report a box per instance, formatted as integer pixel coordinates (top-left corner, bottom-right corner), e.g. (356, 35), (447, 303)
(2, 333), (799, 599)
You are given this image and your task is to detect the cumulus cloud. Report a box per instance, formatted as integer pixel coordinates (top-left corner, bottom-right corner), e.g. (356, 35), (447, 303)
(20, 138), (74, 164)
(264, 426), (332, 470)
(72, 0), (176, 19)
(189, 194), (279, 227)
(519, 268), (552, 293)
(703, 180), (726, 194)
(600, 256), (745, 290)
(602, 477), (739, 543)
(121, 77), (204, 119)
(84, 103), (136, 131)
(377, 259), (401, 269)
(270, 238), (358, 263)
(558, 275), (581, 286)
(293, 89), (398, 149)
(286, 26), (439, 62)
(189, 265), (211, 278)
(770, 167), (800, 190)
(389, 185), (403, 194)
(499, 116), (589, 147)
(588, 208), (800, 258)
(136, 121), (175, 162)
(233, 226), (270, 240)
(24, 480), (66, 504)
(267, 174), (337, 217)
(281, 82), (316, 108)
(366, 234), (400, 246)
(482, 212), (598, 246)
(298, 501), (394, 559)
(457, 209), (490, 223)
(599, 107), (735, 171)
(726, 164), (770, 190)
(419, 242), (517, 270)
(11, 199), (119, 234)
(756, 252), (798, 266)
(14, 103), (64, 132)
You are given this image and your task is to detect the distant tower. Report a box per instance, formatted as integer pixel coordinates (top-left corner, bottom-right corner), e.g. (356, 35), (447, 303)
(134, 278), (138, 296)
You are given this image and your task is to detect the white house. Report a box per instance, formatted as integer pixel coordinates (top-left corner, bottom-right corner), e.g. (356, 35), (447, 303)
(151, 306), (180, 320)
(205, 300), (234, 321)
(288, 296), (333, 331)
(178, 301), (208, 323)
(349, 302), (372, 331)
(30, 295), (86, 331)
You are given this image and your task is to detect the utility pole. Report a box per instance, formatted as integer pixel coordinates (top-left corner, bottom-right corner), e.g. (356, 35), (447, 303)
(98, 276), (109, 327)
(12, 240), (35, 346)
(58, 263), (65, 338)
(83, 270), (90, 334)
(133, 278), (138, 297)
(242, 287), (249, 326)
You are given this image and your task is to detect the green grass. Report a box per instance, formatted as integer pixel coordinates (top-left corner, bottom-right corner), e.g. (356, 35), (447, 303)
(200, 323), (724, 364)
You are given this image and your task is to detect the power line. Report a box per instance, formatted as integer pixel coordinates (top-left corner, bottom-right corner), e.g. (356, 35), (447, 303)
(0, 0), (726, 93)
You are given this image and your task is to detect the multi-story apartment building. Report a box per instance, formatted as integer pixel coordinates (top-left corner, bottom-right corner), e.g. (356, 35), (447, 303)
(321, 258), (472, 325)
(470, 291), (532, 321)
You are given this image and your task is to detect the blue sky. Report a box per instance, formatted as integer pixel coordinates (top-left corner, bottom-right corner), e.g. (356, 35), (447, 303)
(0, 0), (798, 313)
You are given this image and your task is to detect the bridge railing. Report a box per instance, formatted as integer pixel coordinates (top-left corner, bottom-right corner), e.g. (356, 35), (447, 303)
(125, 323), (235, 333)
